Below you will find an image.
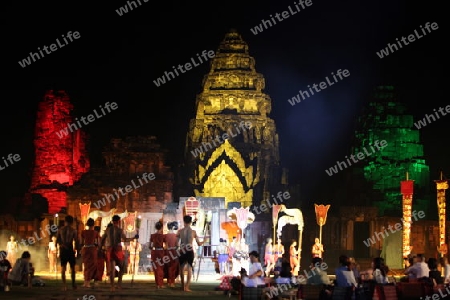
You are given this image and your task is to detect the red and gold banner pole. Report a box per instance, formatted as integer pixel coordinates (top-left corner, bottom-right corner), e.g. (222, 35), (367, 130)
(314, 204), (331, 245)
(435, 172), (448, 258)
(401, 172), (414, 259)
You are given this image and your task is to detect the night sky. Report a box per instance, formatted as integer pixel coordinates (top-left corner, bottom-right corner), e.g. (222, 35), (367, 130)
(0, 1), (448, 207)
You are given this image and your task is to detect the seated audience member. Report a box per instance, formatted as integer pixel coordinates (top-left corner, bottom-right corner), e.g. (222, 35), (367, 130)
(307, 257), (331, 285)
(0, 251), (12, 291)
(403, 256), (416, 281)
(335, 255), (357, 287)
(405, 254), (429, 279)
(7, 251), (33, 287)
(373, 257), (388, 284)
(241, 251), (264, 287)
(276, 258), (292, 284)
(441, 256), (450, 284)
(428, 258), (443, 286)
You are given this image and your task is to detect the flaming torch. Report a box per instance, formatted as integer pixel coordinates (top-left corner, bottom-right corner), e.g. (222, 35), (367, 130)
(314, 204), (330, 244)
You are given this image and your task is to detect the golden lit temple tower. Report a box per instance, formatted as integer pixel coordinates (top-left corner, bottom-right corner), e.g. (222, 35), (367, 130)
(184, 29), (285, 208)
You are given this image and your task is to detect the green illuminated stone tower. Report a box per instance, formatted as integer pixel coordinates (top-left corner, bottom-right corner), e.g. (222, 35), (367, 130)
(348, 86), (430, 216)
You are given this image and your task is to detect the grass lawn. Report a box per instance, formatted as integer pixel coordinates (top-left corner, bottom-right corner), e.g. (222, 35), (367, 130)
(0, 273), (229, 300)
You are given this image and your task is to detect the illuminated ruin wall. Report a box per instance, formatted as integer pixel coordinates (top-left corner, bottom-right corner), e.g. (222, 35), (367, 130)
(184, 29), (285, 208)
(30, 90), (90, 214)
(350, 86), (430, 215)
(67, 136), (174, 217)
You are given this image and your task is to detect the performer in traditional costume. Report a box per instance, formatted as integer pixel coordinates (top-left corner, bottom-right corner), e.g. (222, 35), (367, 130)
(150, 221), (166, 289)
(94, 226), (105, 284)
(311, 238), (324, 258)
(289, 240), (299, 276)
(273, 238), (285, 264)
(101, 215), (128, 291)
(81, 218), (99, 288)
(48, 236), (58, 273)
(128, 236), (142, 275)
(217, 238), (229, 275)
(165, 221), (179, 287)
(264, 238), (275, 277)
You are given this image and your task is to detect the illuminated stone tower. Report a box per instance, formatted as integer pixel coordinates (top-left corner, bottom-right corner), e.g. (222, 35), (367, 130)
(184, 30), (285, 208)
(348, 86), (430, 215)
(30, 90), (90, 214)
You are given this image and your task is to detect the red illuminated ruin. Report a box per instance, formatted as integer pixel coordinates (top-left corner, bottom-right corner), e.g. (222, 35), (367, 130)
(30, 90), (90, 214)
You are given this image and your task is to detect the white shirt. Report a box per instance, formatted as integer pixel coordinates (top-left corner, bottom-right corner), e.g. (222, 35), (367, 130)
(242, 262), (264, 287)
(445, 264), (450, 283)
(409, 261), (430, 278)
(374, 269), (389, 284)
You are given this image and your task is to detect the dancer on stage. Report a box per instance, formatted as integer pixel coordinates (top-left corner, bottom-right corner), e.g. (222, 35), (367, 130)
(176, 215), (203, 292)
(128, 236), (142, 275)
(217, 238), (229, 275)
(48, 236), (58, 273)
(273, 238), (285, 264)
(264, 238), (275, 277)
(150, 221), (166, 289)
(165, 221), (179, 287)
(81, 218), (99, 288)
(289, 240), (299, 276)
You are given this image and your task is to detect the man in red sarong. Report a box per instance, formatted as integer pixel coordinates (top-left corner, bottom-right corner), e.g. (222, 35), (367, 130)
(101, 215), (130, 291)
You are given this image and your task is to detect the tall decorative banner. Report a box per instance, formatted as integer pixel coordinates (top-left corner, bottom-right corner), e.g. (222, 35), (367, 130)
(314, 204), (331, 244)
(273, 205), (283, 242)
(435, 172), (448, 257)
(401, 172), (414, 259)
(79, 202), (91, 226)
(136, 215), (142, 231)
(221, 221), (240, 243)
(123, 211), (137, 233)
(227, 207), (255, 240)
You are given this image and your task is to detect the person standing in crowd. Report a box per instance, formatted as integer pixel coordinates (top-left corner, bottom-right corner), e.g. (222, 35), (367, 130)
(128, 235), (142, 275)
(165, 221), (179, 287)
(441, 256), (450, 284)
(176, 215), (203, 292)
(335, 255), (357, 287)
(307, 256), (331, 285)
(101, 215), (128, 291)
(428, 257), (443, 286)
(348, 257), (360, 281)
(289, 240), (299, 276)
(264, 238), (275, 277)
(6, 236), (18, 266)
(311, 238), (324, 258)
(373, 257), (389, 284)
(56, 215), (78, 291)
(48, 236), (58, 273)
(8, 251), (33, 288)
(81, 218), (99, 288)
(150, 221), (166, 289)
(94, 226), (104, 284)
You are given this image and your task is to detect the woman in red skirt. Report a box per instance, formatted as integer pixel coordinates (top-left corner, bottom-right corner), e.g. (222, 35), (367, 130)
(150, 221), (166, 289)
